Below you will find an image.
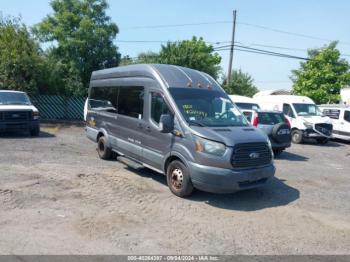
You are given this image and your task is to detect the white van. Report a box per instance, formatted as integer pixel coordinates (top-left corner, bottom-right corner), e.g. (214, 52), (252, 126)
(340, 87), (350, 105)
(229, 95), (260, 110)
(319, 104), (350, 141)
(253, 95), (332, 144)
(229, 95), (260, 122)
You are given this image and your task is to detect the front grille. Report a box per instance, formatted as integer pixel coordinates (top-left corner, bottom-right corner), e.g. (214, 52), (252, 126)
(314, 123), (332, 136)
(2, 111), (31, 121)
(231, 142), (272, 168)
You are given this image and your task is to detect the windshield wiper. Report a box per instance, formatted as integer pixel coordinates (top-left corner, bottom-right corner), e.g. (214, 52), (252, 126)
(187, 120), (205, 127)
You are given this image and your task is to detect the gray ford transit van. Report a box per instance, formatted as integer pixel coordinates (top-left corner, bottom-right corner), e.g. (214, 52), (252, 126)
(86, 64), (275, 197)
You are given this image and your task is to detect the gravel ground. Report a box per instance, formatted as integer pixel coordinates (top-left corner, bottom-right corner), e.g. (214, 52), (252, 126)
(0, 125), (350, 255)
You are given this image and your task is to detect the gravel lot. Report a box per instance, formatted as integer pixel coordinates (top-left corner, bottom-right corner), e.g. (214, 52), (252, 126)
(0, 125), (350, 255)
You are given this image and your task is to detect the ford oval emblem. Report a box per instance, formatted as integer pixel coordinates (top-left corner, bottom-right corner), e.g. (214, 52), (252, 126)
(249, 152), (260, 159)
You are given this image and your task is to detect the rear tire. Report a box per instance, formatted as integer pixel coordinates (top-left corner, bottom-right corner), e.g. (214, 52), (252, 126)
(30, 126), (40, 137)
(166, 160), (193, 197)
(273, 149), (283, 157)
(291, 130), (303, 144)
(97, 136), (112, 160)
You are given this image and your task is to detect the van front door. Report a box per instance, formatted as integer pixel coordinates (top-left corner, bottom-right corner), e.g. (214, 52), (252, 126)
(340, 110), (350, 138)
(283, 103), (296, 125)
(140, 91), (173, 172)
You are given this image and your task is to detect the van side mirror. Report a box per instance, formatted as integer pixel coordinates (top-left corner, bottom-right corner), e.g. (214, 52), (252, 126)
(159, 114), (174, 133)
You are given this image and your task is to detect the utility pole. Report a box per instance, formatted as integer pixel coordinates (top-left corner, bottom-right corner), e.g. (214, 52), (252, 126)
(227, 10), (237, 85)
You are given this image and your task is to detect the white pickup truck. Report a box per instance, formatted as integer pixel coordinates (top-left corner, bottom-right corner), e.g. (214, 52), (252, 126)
(0, 90), (40, 136)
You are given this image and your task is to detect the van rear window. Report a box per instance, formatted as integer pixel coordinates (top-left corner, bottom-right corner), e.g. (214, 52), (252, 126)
(258, 112), (285, 125)
(344, 110), (350, 123)
(89, 86), (144, 119)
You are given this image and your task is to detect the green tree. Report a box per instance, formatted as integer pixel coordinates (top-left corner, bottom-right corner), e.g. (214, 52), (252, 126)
(34, 0), (120, 89)
(291, 42), (350, 104)
(222, 69), (259, 97)
(137, 51), (160, 64)
(39, 52), (85, 96)
(0, 16), (43, 93)
(135, 37), (221, 78)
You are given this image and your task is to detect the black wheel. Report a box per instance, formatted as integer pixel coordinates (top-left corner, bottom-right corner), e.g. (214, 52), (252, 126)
(166, 160), (193, 197)
(316, 137), (329, 144)
(97, 136), (112, 160)
(291, 130), (303, 144)
(273, 149), (284, 157)
(30, 126), (40, 137)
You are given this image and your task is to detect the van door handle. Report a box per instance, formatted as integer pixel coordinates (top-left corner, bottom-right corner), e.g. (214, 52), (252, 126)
(146, 126), (151, 132)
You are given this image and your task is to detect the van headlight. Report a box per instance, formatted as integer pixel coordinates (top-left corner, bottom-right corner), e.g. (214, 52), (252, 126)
(195, 136), (226, 156)
(303, 121), (313, 128)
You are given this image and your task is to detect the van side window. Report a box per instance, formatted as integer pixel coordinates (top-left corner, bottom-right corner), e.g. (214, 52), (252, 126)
(118, 87), (144, 119)
(89, 86), (118, 113)
(151, 92), (170, 124)
(283, 104), (295, 118)
(322, 109), (340, 119)
(344, 110), (350, 123)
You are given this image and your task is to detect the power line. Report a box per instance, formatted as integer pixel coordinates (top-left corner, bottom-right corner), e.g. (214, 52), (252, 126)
(121, 20), (350, 46)
(115, 39), (350, 57)
(237, 22), (350, 46)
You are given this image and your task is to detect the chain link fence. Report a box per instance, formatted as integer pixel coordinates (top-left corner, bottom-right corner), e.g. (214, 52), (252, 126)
(29, 95), (86, 121)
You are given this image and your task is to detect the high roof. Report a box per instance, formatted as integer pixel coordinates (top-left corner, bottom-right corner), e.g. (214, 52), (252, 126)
(91, 64), (221, 90)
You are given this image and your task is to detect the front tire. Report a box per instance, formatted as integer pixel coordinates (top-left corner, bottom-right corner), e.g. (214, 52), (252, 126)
(273, 149), (284, 157)
(30, 126), (40, 137)
(97, 136), (112, 160)
(166, 160), (194, 197)
(291, 130), (303, 144)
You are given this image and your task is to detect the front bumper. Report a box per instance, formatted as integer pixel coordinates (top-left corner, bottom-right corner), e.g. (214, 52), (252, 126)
(302, 128), (330, 138)
(188, 162), (275, 193)
(0, 120), (39, 131)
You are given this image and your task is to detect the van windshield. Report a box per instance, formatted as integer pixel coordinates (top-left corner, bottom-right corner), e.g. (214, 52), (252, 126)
(0, 92), (31, 105)
(293, 103), (322, 116)
(169, 88), (249, 127)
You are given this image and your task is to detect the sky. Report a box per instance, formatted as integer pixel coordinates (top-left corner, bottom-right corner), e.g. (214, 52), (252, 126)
(1, 0), (350, 91)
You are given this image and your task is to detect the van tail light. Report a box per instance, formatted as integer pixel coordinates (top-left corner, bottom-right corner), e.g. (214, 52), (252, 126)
(284, 116), (291, 128)
(252, 112), (258, 127)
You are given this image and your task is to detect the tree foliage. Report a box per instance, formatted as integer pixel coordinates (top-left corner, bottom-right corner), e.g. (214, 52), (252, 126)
(222, 69), (259, 97)
(135, 37), (222, 79)
(34, 0), (120, 88)
(291, 42), (350, 104)
(0, 16), (43, 93)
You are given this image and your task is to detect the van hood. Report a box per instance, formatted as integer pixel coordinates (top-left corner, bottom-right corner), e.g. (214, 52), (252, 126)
(301, 115), (331, 124)
(0, 105), (38, 111)
(190, 126), (268, 147)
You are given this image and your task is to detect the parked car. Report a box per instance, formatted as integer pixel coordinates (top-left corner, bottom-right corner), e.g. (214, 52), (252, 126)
(85, 64), (275, 197)
(251, 111), (291, 156)
(253, 94), (332, 144)
(319, 104), (350, 141)
(0, 90), (40, 136)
